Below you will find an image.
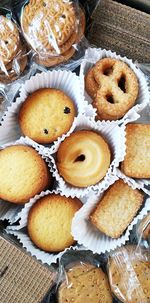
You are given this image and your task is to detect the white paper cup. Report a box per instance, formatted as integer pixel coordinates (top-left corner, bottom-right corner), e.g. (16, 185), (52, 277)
(0, 136), (53, 224)
(0, 69), (90, 147)
(71, 175), (150, 254)
(6, 190), (85, 265)
(80, 47), (149, 124)
(45, 115), (126, 197)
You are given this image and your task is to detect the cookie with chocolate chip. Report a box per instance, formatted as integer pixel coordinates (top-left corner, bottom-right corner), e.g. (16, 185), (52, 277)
(18, 88), (76, 144)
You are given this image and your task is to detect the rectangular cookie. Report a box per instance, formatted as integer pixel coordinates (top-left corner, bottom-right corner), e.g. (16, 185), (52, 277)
(121, 124), (150, 178)
(90, 180), (144, 238)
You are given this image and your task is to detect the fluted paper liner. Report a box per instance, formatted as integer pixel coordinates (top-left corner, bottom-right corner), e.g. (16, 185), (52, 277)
(46, 115), (126, 197)
(72, 174), (150, 254)
(0, 69), (92, 148)
(6, 190), (85, 265)
(0, 136), (53, 224)
(80, 47), (149, 123)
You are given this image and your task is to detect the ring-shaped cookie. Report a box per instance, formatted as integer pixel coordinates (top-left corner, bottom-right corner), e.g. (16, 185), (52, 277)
(57, 130), (111, 187)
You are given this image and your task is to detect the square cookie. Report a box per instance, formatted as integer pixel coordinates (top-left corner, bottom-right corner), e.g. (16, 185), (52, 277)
(121, 124), (150, 178)
(90, 180), (144, 238)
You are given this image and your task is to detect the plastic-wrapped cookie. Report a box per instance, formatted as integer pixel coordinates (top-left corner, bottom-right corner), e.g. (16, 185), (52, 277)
(0, 15), (27, 83)
(18, 88), (77, 144)
(58, 263), (113, 303)
(21, 0), (86, 66)
(108, 245), (150, 303)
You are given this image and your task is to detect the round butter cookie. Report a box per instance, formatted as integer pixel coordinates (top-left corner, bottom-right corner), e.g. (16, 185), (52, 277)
(58, 263), (113, 303)
(21, 0), (77, 54)
(35, 47), (76, 68)
(0, 41), (27, 84)
(56, 130), (111, 187)
(34, 8), (86, 67)
(0, 15), (20, 65)
(18, 88), (76, 144)
(0, 145), (51, 204)
(108, 245), (150, 303)
(28, 194), (82, 252)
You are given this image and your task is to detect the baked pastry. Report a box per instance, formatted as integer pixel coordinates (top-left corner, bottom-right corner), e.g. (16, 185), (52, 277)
(121, 124), (150, 178)
(56, 130), (111, 187)
(0, 145), (51, 204)
(85, 66), (99, 98)
(85, 58), (139, 120)
(18, 88), (76, 144)
(108, 245), (150, 303)
(28, 194), (82, 252)
(90, 180), (144, 238)
(21, 0), (86, 67)
(0, 15), (27, 83)
(58, 263), (113, 303)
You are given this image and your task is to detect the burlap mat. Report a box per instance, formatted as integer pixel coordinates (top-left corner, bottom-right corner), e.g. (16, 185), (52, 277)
(88, 0), (150, 62)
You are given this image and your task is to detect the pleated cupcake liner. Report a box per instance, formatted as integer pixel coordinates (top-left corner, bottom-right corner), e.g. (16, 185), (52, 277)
(71, 173), (150, 254)
(45, 115), (126, 197)
(6, 189), (86, 265)
(80, 47), (149, 124)
(0, 69), (93, 149)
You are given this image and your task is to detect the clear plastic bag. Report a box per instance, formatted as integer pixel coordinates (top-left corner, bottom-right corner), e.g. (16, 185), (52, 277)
(136, 213), (150, 248)
(108, 244), (150, 303)
(45, 249), (113, 303)
(0, 7), (29, 84)
(13, 0), (87, 69)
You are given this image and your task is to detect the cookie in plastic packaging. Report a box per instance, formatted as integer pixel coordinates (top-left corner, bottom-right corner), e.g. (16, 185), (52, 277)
(0, 8), (28, 84)
(20, 0), (86, 67)
(136, 213), (150, 247)
(108, 245), (150, 303)
(55, 250), (113, 303)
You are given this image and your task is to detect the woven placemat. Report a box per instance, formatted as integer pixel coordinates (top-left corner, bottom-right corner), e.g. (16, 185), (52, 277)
(0, 234), (55, 303)
(88, 0), (150, 62)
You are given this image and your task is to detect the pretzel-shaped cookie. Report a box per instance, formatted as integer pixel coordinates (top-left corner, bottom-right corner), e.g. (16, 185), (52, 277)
(93, 58), (139, 120)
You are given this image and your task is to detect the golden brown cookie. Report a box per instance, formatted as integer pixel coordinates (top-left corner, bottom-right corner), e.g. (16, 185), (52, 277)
(18, 88), (76, 144)
(121, 124), (150, 178)
(35, 46), (76, 67)
(0, 145), (51, 204)
(108, 245), (150, 303)
(0, 41), (27, 83)
(28, 194), (82, 252)
(56, 130), (111, 187)
(21, 0), (77, 54)
(90, 180), (144, 238)
(34, 8), (85, 66)
(58, 263), (113, 303)
(93, 58), (139, 120)
(0, 15), (20, 65)
(85, 67), (99, 98)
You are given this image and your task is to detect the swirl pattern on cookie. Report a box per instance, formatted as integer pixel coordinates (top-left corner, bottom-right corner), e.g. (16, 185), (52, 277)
(56, 130), (111, 187)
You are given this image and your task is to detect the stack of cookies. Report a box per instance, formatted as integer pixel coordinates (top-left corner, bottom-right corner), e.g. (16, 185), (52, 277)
(21, 0), (86, 67)
(0, 15), (27, 83)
